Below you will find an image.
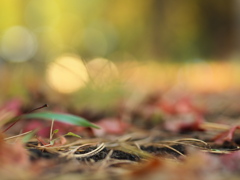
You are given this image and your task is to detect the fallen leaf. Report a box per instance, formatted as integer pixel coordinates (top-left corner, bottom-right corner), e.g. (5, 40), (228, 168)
(0, 133), (29, 167)
(93, 118), (130, 136)
(164, 114), (205, 133)
(212, 125), (240, 144)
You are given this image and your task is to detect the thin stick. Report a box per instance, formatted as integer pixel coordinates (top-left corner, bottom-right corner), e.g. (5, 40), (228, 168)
(160, 144), (186, 158)
(50, 118), (55, 141)
(2, 104), (48, 133)
(28, 104), (48, 113)
(175, 138), (208, 145)
(200, 122), (230, 131)
(4, 130), (33, 141)
(73, 143), (105, 158)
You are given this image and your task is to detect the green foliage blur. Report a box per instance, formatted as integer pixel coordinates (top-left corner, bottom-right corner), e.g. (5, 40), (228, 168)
(0, 0), (239, 109)
(0, 0), (237, 62)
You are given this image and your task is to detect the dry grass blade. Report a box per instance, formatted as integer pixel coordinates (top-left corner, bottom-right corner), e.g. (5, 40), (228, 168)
(4, 131), (33, 141)
(109, 142), (152, 159)
(174, 138), (208, 145)
(200, 122), (231, 131)
(105, 159), (138, 167)
(133, 136), (153, 145)
(160, 144), (186, 158)
(98, 149), (114, 170)
(158, 138), (209, 150)
(38, 138), (103, 150)
(72, 143), (106, 158)
(59, 143), (98, 159)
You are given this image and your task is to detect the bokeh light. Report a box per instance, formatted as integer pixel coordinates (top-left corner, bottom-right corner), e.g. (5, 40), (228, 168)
(177, 62), (234, 92)
(46, 55), (89, 94)
(0, 1), (238, 100)
(86, 58), (119, 86)
(0, 26), (37, 62)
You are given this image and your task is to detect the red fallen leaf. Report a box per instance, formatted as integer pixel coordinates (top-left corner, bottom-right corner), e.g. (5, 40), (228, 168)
(0, 134), (29, 167)
(212, 125), (240, 144)
(23, 120), (44, 132)
(92, 118), (130, 136)
(36, 136), (49, 146)
(158, 96), (204, 115)
(23, 120), (50, 138)
(130, 158), (163, 177)
(175, 97), (204, 114)
(164, 114), (205, 133)
(172, 150), (219, 180)
(130, 150), (218, 180)
(158, 101), (176, 115)
(36, 135), (67, 147)
(53, 136), (67, 146)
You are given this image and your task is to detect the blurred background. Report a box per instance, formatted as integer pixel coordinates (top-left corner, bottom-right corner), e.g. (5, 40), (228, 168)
(0, 0), (240, 109)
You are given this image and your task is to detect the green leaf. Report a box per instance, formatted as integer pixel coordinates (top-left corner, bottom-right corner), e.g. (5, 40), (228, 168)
(50, 140), (55, 145)
(22, 130), (36, 143)
(64, 132), (81, 138)
(23, 112), (100, 129)
(53, 129), (59, 134)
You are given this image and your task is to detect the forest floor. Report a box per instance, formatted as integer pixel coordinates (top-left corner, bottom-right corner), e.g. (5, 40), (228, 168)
(2, 90), (240, 180)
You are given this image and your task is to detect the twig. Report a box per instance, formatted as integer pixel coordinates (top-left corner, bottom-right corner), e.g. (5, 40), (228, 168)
(2, 104), (48, 133)
(4, 130), (33, 141)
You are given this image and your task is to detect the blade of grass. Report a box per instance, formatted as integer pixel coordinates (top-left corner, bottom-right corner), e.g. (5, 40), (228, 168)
(22, 130), (37, 143)
(23, 112), (100, 129)
(4, 130), (33, 141)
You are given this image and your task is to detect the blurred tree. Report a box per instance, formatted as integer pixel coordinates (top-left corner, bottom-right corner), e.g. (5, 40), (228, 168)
(145, 0), (234, 60)
(0, 0), (236, 62)
(198, 1), (234, 59)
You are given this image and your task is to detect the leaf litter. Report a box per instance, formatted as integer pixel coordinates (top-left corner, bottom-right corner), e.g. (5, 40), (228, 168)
(2, 93), (240, 179)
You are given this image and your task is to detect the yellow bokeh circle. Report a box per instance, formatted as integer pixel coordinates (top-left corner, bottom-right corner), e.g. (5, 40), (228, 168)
(86, 58), (119, 86)
(46, 55), (89, 94)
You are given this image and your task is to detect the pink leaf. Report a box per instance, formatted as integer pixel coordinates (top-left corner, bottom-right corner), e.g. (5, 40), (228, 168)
(93, 118), (130, 136)
(212, 125), (240, 144)
(164, 115), (205, 133)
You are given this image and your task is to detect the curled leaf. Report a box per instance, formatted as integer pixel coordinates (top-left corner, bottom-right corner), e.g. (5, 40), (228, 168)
(64, 132), (81, 138)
